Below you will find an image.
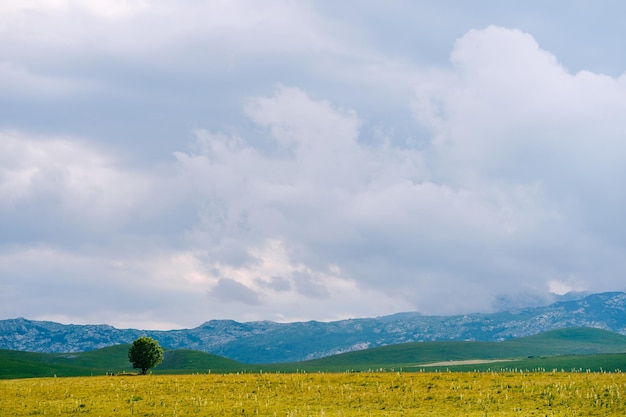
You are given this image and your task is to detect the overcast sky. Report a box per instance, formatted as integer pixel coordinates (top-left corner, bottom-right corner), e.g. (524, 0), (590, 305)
(2, 1), (626, 330)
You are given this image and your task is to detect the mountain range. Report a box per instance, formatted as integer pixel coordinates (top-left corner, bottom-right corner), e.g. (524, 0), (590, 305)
(2, 291), (626, 364)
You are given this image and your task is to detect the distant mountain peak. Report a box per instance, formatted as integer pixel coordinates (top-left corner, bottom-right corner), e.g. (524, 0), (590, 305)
(2, 291), (626, 363)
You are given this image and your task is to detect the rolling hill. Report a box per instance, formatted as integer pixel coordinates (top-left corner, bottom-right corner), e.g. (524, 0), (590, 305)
(0, 344), (245, 379)
(289, 327), (626, 371)
(2, 327), (626, 379)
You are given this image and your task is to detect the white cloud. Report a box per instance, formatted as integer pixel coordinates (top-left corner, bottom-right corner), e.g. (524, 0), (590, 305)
(245, 86), (361, 152)
(412, 26), (626, 294)
(167, 27), (626, 318)
(4, 3), (626, 329)
(170, 85), (557, 316)
(548, 277), (585, 296)
(419, 26), (626, 189)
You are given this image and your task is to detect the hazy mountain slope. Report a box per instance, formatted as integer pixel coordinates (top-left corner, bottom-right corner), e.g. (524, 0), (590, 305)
(2, 292), (626, 363)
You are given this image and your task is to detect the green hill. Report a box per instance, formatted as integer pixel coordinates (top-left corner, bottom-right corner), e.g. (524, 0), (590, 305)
(157, 349), (246, 373)
(0, 345), (248, 379)
(2, 327), (626, 379)
(273, 327), (626, 372)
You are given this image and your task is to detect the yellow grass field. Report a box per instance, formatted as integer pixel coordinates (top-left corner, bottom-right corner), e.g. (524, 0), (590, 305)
(2, 371), (626, 416)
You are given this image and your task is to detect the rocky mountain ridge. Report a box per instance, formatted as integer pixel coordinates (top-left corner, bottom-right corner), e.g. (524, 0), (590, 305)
(2, 291), (626, 364)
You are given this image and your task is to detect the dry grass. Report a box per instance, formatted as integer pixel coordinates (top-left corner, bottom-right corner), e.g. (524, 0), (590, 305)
(2, 371), (626, 416)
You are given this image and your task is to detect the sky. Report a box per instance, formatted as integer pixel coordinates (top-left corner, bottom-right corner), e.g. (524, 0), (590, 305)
(2, 0), (626, 330)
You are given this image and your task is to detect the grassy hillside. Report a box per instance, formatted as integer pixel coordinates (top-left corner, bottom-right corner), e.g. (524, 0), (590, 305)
(0, 349), (109, 379)
(0, 345), (250, 379)
(270, 327), (626, 372)
(2, 327), (626, 378)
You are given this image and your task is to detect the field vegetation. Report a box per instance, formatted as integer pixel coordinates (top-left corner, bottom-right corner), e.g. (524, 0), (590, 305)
(3, 328), (626, 415)
(4, 371), (626, 416)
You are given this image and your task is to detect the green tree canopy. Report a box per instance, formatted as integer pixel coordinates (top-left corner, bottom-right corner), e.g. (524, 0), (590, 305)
(128, 336), (164, 375)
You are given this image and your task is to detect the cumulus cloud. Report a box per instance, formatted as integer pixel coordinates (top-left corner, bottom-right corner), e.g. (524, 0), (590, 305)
(421, 26), (626, 190)
(170, 85), (536, 316)
(413, 26), (626, 297)
(3, 3), (626, 329)
(170, 28), (626, 318)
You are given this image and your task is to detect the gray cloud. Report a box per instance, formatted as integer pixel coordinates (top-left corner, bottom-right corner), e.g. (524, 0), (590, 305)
(256, 276), (292, 292)
(208, 278), (260, 306)
(2, 2), (626, 328)
(292, 271), (330, 299)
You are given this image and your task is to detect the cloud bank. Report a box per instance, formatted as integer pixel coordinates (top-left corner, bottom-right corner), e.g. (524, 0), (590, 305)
(2, 1), (626, 329)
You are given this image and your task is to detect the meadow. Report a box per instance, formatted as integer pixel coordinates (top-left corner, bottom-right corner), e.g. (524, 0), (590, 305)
(3, 371), (626, 416)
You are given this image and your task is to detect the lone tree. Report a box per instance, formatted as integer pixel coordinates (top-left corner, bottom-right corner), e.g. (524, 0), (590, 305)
(128, 336), (163, 375)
